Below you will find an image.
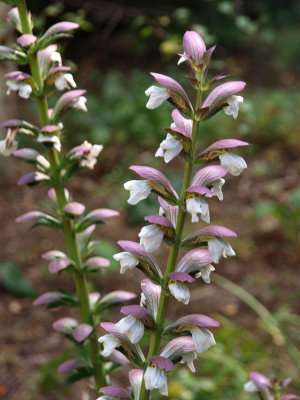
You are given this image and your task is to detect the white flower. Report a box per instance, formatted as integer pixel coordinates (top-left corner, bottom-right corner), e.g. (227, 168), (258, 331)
(155, 133), (183, 163)
(98, 334), (120, 357)
(205, 178), (225, 201)
(208, 238), (235, 264)
(36, 155), (50, 169)
(195, 264), (215, 284)
(186, 197), (210, 223)
(115, 315), (144, 344)
(138, 224), (164, 252)
(180, 351), (197, 372)
(178, 53), (188, 65)
(97, 396), (115, 400)
(37, 134), (61, 152)
(113, 252), (139, 274)
(244, 381), (258, 392)
(6, 80), (32, 99)
(0, 139), (17, 156)
(223, 95), (243, 119)
(219, 151), (247, 176)
(169, 282), (190, 305)
(54, 73), (77, 91)
(145, 85), (169, 109)
(191, 328), (216, 354)
(144, 366), (168, 395)
(80, 142), (103, 169)
(50, 51), (62, 66)
(72, 96), (88, 112)
(124, 180), (152, 205)
(0, 127), (18, 156)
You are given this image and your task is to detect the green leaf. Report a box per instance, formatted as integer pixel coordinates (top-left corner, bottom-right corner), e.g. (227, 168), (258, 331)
(0, 262), (35, 298)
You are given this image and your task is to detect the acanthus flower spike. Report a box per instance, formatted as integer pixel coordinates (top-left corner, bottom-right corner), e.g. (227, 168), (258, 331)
(199, 139), (249, 176)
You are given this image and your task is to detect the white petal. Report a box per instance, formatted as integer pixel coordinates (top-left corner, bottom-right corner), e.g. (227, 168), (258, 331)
(178, 53), (188, 65)
(18, 83), (32, 99)
(98, 334), (120, 357)
(50, 51), (62, 66)
(144, 366), (168, 395)
(191, 328), (216, 354)
(244, 381), (258, 392)
(145, 86), (169, 109)
(169, 282), (190, 305)
(221, 239), (235, 258)
(0, 139), (18, 156)
(186, 197), (210, 223)
(115, 315), (144, 344)
(207, 238), (223, 264)
(138, 224), (164, 252)
(55, 73), (77, 91)
(180, 351), (197, 373)
(223, 95), (243, 119)
(155, 133), (183, 163)
(72, 96), (87, 112)
(36, 155), (50, 169)
(205, 178), (225, 201)
(97, 396), (115, 400)
(124, 180), (152, 205)
(37, 134), (61, 152)
(6, 80), (19, 95)
(219, 151), (247, 176)
(195, 264), (215, 284)
(113, 252), (139, 274)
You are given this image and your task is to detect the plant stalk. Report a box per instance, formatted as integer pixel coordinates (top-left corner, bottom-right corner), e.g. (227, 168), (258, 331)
(138, 89), (203, 400)
(17, 0), (106, 389)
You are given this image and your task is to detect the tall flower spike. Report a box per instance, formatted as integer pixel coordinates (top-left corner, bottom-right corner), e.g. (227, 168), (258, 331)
(100, 28), (248, 399)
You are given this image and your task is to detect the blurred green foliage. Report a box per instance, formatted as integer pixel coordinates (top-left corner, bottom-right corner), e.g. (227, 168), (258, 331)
(0, 262), (35, 298)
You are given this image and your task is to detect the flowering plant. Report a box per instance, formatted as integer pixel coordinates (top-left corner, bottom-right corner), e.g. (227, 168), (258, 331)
(99, 30), (248, 399)
(0, 0), (136, 392)
(244, 371), (299, 400)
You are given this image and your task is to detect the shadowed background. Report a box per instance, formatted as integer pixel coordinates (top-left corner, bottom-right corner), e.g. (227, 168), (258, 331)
(0, 1), (299, 399)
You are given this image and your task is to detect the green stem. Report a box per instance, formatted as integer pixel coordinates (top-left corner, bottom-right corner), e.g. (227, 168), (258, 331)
(17, 0), (106, 390)
(138, 90), (202, 400)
